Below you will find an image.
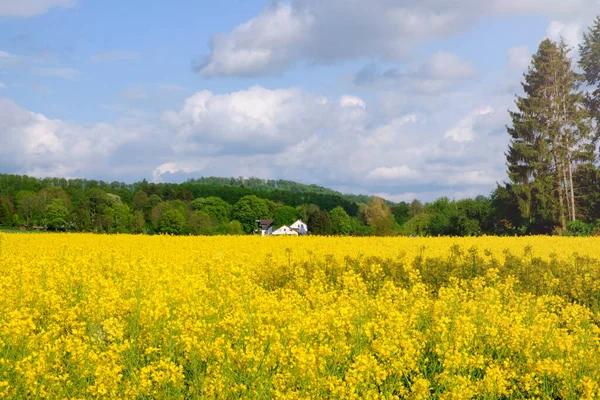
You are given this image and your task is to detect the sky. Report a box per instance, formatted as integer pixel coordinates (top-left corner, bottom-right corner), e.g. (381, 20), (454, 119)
(0, 0), (597, 202)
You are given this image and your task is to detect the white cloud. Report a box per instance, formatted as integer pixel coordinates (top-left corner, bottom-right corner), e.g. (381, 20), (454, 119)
(546, 20), (582, 49)
(0, 82), (5, 89)
(0, 0), (74, 17)
(163, 86), (331, 153)
(0, 98), (160, 179)
(367, 166), (420, 180)
(426, 52), (477, 80)
(354, 51), (477, 93)
(152, 160), (210, 182)
(159, 85), (511, 199)
(1, 81), (514, 201)
(91, 50), (140, 63)
(339, 95), (366, 109)
(32, 67), (81, 80)
(196, 3), (314, 76)
(196, 0), (597, 77)
(445, 106), (494, 142)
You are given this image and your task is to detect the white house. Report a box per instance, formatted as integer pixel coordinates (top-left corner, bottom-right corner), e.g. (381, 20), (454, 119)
(271, 225), (299, 236)
(290, 219), (308, 235)
(256, 219), (274, 236)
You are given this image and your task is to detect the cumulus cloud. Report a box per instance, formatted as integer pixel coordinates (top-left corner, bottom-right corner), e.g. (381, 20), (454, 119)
(195, 3), (315, 76)
(546, 20), (582, 49)
(445, 106), (494, 142)
(1, 80), (514, 200)
(367, 166), (420, 180)
(0, 0), (74, 17)
(426, 52), (478, 80)
(339, 95), (366, 109)
(354, 51), (477, 93)
(0, 98), (165, 180)
(157, 85), (511, 197)
(162, 86), (333, 154)
(196, 0), (597, 77)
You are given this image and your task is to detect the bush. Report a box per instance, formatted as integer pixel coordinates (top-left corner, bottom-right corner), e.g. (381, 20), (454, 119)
(565, 220), (593, 237)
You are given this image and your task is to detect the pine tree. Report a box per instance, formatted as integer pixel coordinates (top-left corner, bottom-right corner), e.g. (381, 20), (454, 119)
(579, 16), (600, 145)
(506, 39), (592, 232)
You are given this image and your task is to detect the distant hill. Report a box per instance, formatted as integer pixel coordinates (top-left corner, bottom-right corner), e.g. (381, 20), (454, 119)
(185, 177), (383, 205)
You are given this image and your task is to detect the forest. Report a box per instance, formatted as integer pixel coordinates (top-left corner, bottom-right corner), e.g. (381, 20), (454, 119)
(1, 18), (600, 237)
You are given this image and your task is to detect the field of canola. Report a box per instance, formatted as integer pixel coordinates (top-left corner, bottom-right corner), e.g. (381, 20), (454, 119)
(1, 233), (600, 399)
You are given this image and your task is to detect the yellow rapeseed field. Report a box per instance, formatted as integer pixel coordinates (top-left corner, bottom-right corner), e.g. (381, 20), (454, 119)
(1, 233), (600, 399)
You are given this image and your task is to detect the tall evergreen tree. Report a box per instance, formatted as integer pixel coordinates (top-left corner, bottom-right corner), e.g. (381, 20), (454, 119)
(580, 16), (600, 146)
(506, 39), (592, 232)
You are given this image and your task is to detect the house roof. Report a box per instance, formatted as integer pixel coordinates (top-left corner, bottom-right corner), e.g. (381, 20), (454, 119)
(257, 219), (274, 230)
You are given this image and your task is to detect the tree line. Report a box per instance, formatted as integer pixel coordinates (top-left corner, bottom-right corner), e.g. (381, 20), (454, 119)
(0, 174), (364, 235)
(0, 170), (597, 236)
(0, 171), (580, 237)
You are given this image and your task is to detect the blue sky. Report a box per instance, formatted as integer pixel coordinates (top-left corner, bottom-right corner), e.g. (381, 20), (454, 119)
(0, 0), (596, 201)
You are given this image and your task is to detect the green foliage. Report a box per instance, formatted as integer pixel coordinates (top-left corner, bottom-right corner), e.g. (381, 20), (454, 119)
(330, 206), (352, 236)
(111, 202), (133, 233)
(183, 176), (370, 205)
(371, 215), (397, 236)
(409, 199), (424, 218)
(273, 206), (298, 228)
(0, 197), (14, 227)
(425, 197), (454, 236)
(45, 199), (69, 231)
(151, 202), (168, 231)
(148, 194), (163, 208)
(191, 197), (231, 224)
(231, 195), (271, 233)
(348, 217), (373, 236)
(392, 202), (411, 225)
(159, 208), (187, 235)
(565, 220), (594, 237)
(189, 211), (214, 235)
(309, 210), (333, 236)
(132, 190), (149, 211)
(213, 220), (245, 235)
(579, 16), (600, 140)
(297, 204), (321, 223)
(401, 214), (431, 236)
(454, 215), (480, 236)
(15, 191), (42, 226)
(227, 220), (244, 235)
(80, 189), (110, 232)
(506, 38), (593, 233)
(132, 210), (146, 234)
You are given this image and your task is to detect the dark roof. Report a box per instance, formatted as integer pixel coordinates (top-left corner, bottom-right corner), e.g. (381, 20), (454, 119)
(257, 219), (274, 230)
